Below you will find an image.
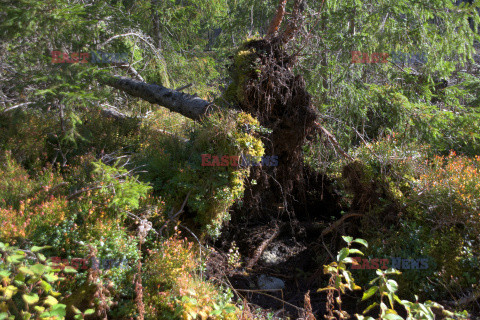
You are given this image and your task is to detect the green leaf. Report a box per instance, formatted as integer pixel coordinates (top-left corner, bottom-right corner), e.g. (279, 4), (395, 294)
(342, 236), (353, 243)
(39, 280), (52, 293)
(337, 248), (349, 262)
(43, 295), (58, 306)
(0, 313), (8, 320)
(224, 305), (237, 313)
(50, 291), (62, 297)
(369, 276), (380, 285)
(27, 276), (40, 285)
(356, 316), (374, 320)
(21, 312), (31, 320)
(19, 267), (34, 276)
(394, 294), (403, 305)
(352, 238), (368, 248)
(211, 310), (222, 316)
(33, 306), (45, 314)
(43, 273), (58, 283)
(380, 302), (388, 312)
(7, 254), (25, 264)
(13, 279), (25, 287)
(0, 270), (11, 279)
(84, 309), (95, 315)
(342, 270), (353, 288)
(343, 257), (354, 263)
(388, 292), (395, 309)
(362, 302), (379, 314)
(383, 313), (403, 320)
(14, 272), (26, 283)
(72, 306), (81, 314)
(348, 249), (364, 255)
(36, 253), (47, 263)
(4, 285), (18, 299)
(31, 246), (51, 253)
(317, 286), (338, 292)
(362, 286), (378, 301)
(386, 280), (398, 293)
(384, 268), (402, 275)
(334, 275), (342, 288)
(48, 304), (66, 318)
(418, 303), (433, 318)
(22, 293), (39, 305)
(30, 264), (46, 276)
(62, 266), (77, 274)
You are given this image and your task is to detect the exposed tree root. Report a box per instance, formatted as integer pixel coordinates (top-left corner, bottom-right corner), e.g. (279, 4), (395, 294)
(246, 224), (282, 269)
(319, 213), (363, 239)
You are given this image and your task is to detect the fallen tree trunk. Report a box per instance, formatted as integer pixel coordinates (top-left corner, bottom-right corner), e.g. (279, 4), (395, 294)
(102, 2), (346, 222)
(103, 76), (212, 121)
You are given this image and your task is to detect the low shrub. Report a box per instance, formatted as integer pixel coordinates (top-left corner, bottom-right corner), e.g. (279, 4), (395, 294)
(143, 230), (238, 320)
(0, 242), (93, 320)
(327, 137), (480, 301)
(320, 236), (469, 320)
(0, 152), (68, 244)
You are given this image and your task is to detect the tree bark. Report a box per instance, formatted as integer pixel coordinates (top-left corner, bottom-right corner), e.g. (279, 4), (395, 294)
(151, 0), (162, 49)
(267, 0), (288, 37)
(104, 76), (212, 121)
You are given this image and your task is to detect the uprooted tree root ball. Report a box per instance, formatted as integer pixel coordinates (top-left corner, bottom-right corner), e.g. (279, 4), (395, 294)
(225, 36), (318, 219)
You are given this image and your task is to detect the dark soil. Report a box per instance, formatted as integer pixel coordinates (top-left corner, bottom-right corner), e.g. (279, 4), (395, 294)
(207, 164), (365, 319)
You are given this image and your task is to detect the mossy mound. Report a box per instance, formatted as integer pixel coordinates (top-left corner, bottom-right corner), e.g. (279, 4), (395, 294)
(139, 110), (266, 238)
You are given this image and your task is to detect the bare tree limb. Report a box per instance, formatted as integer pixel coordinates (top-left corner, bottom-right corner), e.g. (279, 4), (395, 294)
(110, 62), (145, 82)
(281, 0), (304, 43)
(2, 102), (33, 113)
(314, 121), (354, 161)
(98, 32), (170, 83)
(101, 107), (128, 119)
(67, 185), (108, 200)
(175, 83), (192, 91)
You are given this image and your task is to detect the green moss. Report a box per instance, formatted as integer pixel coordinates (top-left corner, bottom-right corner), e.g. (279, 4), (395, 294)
(140, 111), (266, 238)
(223, 46), (259, 105)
